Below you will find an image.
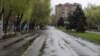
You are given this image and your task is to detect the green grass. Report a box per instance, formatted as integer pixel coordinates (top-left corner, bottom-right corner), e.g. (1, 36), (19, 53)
(59, 27), (100, 43)
(73, 32), (100, 42)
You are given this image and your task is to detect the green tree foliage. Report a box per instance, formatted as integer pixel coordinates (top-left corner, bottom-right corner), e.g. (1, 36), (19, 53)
(57, 17), (64, 26)
(2, 0), (51, 34)
(84, 5), (100, 30)
(68, 5), (86, 32)
(0, 1), (4, 20)
(31, 0), (51, 25)
(0, 0), (3, 11)
(3, 0), (13, 34)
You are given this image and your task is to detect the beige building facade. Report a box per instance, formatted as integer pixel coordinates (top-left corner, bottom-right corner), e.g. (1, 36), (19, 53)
(54, 3), (81, 25)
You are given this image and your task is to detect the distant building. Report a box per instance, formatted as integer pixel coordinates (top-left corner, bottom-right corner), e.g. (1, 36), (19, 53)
(55, 3), (82, 25)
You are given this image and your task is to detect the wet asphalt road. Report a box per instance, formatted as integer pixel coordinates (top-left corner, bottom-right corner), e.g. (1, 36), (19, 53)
(22, 26), (100, 56)
(0, 31), (41, 56)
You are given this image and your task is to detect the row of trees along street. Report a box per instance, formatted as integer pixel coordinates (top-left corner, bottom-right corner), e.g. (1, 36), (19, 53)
(57, 5), (87, 32)
(0, 0), (51, 39)
(84, 4), (100, 31)
(57, 4), (100, 32)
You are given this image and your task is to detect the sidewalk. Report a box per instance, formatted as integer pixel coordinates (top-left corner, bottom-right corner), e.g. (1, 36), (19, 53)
(0, 31), (36, 42)
(0, 33), (33, 48)
(86, 31), (100, 34)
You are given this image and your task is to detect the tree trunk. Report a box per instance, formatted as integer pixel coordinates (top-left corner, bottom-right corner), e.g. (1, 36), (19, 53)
(19, 13), (23, 32)
(0, 8), (4, 39)
(16, 13), (23, 32)
(97, 20), (100, 31)
(0, 8), (4, 20)
(21, 21), (26, 34)
(3, 7), (12, 34)
(16, 13), (20, 32)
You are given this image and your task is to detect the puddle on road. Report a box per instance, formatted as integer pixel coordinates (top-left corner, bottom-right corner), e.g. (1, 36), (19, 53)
(51, 54), (58, 56)
(50, 38), (54, 45)
(62, 39), (70, 44)
(9, 42), (31, 56)
(58, 41), (65, 50)
(39, 37), (47, 56)
(76, 40), (86, 46)
(51, 50), (57, 53)
(8, 34), (41, 56)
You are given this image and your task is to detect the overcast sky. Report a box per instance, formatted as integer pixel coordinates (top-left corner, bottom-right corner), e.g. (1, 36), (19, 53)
(51, 0), (100, 14)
